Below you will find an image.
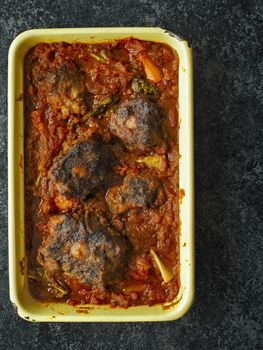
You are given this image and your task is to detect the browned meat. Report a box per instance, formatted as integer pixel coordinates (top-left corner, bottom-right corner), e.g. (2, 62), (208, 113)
(37, 214), (130, 288)
(50, 139), (115, 201)
(110, 97), (163, 151)
(106, 173), (165, 214)
(32, 60), (87, 116)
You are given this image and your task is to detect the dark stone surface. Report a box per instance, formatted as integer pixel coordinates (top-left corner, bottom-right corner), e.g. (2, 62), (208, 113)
(0, 0), (262, 349)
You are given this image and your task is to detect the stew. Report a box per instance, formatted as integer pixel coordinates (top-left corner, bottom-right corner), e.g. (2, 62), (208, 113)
(24, 38), (180, 307)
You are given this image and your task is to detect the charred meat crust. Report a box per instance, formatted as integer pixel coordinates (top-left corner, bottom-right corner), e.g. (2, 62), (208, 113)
(106, 173), (165, 214)
(110, 97), (163, 151)
(32, 60), (87, 116)
(50, 139), (116, 200)
(37, 214), (130, 288)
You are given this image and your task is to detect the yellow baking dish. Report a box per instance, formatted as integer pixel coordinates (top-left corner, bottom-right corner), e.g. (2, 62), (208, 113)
(8, 27), (194, 322)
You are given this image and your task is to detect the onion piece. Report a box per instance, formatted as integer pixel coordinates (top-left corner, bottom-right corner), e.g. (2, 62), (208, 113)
(123, 283), (147, 293)
(136, 154), (167, 172)
(150, 249), (174, 283)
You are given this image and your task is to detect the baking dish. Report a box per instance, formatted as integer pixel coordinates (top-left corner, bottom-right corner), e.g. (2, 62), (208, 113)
(8, 27), (194, 322)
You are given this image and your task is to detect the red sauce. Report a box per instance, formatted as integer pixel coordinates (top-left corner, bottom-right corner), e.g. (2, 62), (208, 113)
(24, 38), (180, 307)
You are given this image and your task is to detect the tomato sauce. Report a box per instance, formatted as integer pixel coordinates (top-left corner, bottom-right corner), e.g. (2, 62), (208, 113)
(24, 38), (180, 307)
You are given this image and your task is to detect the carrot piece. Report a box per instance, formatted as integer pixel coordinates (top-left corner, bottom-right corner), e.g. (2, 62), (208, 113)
(139, 54), (162, 83)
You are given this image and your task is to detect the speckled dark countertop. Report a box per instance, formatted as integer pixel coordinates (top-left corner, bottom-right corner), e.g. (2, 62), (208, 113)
(0, 0), (262, 349)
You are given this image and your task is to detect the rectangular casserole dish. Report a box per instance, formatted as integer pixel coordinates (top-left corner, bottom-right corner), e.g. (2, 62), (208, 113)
(8, 27), (194, 322)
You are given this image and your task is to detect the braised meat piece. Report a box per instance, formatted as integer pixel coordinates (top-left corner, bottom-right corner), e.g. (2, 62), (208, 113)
(49, 62), (87, 116)
(106, 173), (165, 214)
(110, 97), (163, 151)
(50, 140), (115, 201)
(32, 60), (87, 116)
(37, 214), (130, 288)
